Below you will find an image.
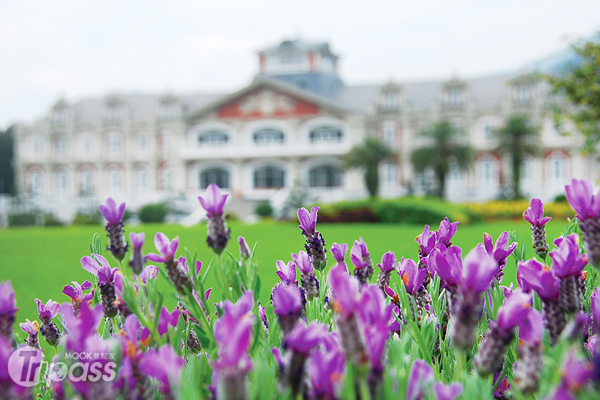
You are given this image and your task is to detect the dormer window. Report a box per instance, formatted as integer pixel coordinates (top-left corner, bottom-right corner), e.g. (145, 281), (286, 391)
(380, 82), (402, 111)
(51, 99), (69, 125)
(253, 128), (284, 145)
(198, 131), (229, 145)
(509, 72), (540, 105)
(105, 96), (124, 123)
(385, 92), (398, 109)
(162, 95), (181, 120)
(443, 79), (467, 107)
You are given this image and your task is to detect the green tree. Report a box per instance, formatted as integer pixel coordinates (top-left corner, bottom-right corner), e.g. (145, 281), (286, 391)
(410, 121), (473, 199)
(344, 137), (395, 198)
(547, 34), (600, 154)
(0, 126), (15, 195)
(494, 115), (540, 199)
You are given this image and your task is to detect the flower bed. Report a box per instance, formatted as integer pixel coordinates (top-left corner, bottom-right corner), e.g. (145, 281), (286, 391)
(1, 182), (599, 399)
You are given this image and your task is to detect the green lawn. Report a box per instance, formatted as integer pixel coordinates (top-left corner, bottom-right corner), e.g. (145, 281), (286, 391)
(0, 218), (574, 326)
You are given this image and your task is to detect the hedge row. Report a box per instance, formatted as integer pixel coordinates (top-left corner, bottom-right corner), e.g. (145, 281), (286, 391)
(316, 197), (575, 224)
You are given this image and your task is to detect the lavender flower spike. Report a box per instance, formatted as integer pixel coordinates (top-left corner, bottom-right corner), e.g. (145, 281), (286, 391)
(19, 319), (39, 348)
(433, 382), (463, 400)
(514, 308), (544, 395)
(550, 234), (588, 313)
(297, 206), (327, 271)
(139, 344), (185, 397)
(474, 289), (533, 376)
(405, 359), (434, 400)
(284, 321), (328, 396)
(518, 259), (566, 344)
(146, 232), (192, 293)
(62, 280), (94, 316)
(199, 183), (230, 254)
(450, 244), (498, 350)
(330, 242), (348, 272)
(272, 283), (303, 337)
(351, 237), (373, 286)
(238, 236), (251, 259)
(35, 298), (61, 346)
(128, 231), (145, 274)
(566, 178), (600, 268)
(483, 231), (517, 282)
(376, 251), (396, 292)
(292, 251), (320, 300)
(81, 254), (120, 317)
(523, 198), (552, 259)
(0, 281), (17, 341)
(100, 197), (128, 261)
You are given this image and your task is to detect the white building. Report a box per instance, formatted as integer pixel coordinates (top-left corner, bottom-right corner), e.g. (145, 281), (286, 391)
(12, 39), (596, 222)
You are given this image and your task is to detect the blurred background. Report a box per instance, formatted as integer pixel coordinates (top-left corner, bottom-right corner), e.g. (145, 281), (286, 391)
(0, 0), (599, 226)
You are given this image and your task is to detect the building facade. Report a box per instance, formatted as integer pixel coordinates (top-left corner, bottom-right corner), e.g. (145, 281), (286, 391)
(12, 39), (597, 222)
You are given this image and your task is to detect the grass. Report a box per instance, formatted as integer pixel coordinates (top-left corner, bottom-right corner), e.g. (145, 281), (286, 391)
(0, 218), (575, 327)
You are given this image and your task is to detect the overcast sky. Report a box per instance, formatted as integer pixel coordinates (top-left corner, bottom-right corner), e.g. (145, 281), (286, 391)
(1, 0), (599, 129)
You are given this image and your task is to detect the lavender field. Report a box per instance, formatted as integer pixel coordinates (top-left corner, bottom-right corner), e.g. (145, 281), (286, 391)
(1, 181), (599, 400)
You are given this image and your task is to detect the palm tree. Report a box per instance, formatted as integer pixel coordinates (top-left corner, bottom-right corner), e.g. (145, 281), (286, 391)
(410, 121), (473, 198)
(344, 137), (396, 198)
(495, 115), (540, 199)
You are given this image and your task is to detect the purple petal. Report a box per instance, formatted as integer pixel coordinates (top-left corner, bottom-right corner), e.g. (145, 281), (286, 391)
(80, 256), (100, 276)
(433, 382), (463, 400)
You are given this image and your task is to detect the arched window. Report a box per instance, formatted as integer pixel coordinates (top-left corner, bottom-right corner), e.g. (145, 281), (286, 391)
(55, 169), (69, 194)
(309, 127), (343, 143)
(200, 168), (229, 189)
(254, 166), (285, 188)
(309, 165), (342, 188)
(79, 167), (96, 195)
(198, 131), (229, 145)
(253, 129), (284, 145)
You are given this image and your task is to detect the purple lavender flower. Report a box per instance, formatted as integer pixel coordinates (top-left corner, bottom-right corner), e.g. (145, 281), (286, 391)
(433, 382), (463, 400)
(128, 231), (145, 274)
(99, 197), (128, 261)
(213, 291), (255, 400)
(139, 344), (185, 396)
(272, 283), (303, 336)
(436, 217), (459, 248)
(157, 306), (181, 336)
(199, 183), (230, 254)
(139, 265), (159, 284)
(550, 234), (588, 313)
(375, 251), (396, 292)
(81, 254), (120, 317)
(330, 242), (348, 272)
(397, 258), (427, 295)
(546, 351), (594, 400)
(62, 280), (94, 316)
(518, 259), (566, 344)
(484, 231), (517, 282)
(147, 232), (191, 293)
(19, 319), (39, 348)
(293, 251), (320, 300)
(450, 245), (498, 350)
(514, 307), (544, 394)
(416, 225), (437, 269)
(328, 266), (367, 365)
(36, 298), (61, 346)
(474, 289), (534, 375)
(258, 302), (268, 334)
(1, 336), (30, 398)
(566, 178), (600, 268)
(276, 260), (297, 285)
(298, 206), (327, 271)
(351, 237), (373, 285)
(0, 281), (17, 341)
(428, 245), (463, 288)
(238, 236), (251, 259)
(307, 347), (345, 400)
(523, 198), (552, 260)
(284, 321), (328, 396)
(405, 359), (434, 400)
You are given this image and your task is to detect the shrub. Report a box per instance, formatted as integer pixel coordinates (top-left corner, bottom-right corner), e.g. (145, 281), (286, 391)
(255, 202), (273, 217)
(554, 194), (568, 203)
(43, 213), (64, 226)
(139, 203), (168, 223)
(72, 211), (102, 225)
(8, 212), (38, 227)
